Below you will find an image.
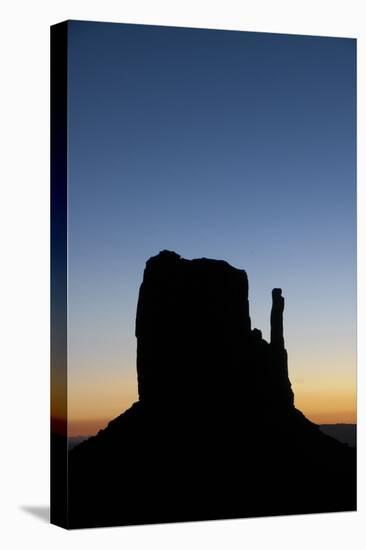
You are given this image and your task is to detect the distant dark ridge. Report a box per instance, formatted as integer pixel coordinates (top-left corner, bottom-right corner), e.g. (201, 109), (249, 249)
(68, 436), (89, 450)
(319, 424), (356, 447)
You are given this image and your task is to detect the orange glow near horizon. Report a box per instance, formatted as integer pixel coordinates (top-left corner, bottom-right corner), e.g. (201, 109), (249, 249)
(67, 371), (138, 437)
(293, 377), (356, 425)
(64, 342), (356, 438)
(68, 417), (119, 437)
(66, 370), (356, 437)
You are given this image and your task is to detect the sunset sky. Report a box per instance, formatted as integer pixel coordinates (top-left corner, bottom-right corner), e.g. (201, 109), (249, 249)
(65, 21), (356, 436)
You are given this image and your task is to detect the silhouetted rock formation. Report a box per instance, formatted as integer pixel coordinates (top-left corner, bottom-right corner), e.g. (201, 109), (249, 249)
(68, 251), (356, 529)
(136, 251), (252, 414)
(319, 424), (357, 447)
(271, 288), (284, 347)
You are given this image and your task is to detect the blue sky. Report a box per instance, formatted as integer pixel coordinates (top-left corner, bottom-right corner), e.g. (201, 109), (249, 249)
(66, 21), (356, 432)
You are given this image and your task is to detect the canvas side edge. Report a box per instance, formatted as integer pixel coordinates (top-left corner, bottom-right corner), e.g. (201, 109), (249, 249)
(50, 21), (69, 529)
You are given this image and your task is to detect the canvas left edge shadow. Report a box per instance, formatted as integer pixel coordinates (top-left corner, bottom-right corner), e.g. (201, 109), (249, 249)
(50, 20), (69, 529)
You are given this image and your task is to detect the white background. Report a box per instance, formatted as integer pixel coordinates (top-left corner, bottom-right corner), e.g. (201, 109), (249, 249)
(0, 1), (365, 548)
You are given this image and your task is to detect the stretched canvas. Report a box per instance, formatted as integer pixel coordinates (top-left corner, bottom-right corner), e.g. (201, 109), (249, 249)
(51, 20), (357, 529)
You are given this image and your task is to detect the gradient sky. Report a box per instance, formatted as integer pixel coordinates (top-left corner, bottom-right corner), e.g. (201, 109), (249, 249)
(66, 21), (356, 436)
